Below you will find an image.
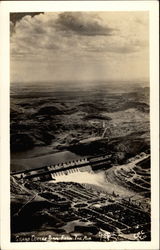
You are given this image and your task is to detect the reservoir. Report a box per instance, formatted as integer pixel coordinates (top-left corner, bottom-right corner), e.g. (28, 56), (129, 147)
(11, 149), (82, 172)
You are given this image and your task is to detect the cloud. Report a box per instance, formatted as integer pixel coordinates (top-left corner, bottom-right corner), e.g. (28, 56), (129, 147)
(11, 12), (148, 60)
(10, 21), (15, 36)
(10, 12), (44, 24)
(10, 12), (116, 59)
(56, 12), (114, 36)
(10, 12), (149, 82)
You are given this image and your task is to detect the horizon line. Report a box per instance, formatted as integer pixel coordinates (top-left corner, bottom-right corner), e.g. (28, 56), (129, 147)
(10, 78), (150, 84)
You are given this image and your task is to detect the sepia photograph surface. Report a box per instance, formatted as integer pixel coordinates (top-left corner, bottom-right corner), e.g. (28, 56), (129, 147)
(10, 10), (151, 242)
(0, 1), (159, 250)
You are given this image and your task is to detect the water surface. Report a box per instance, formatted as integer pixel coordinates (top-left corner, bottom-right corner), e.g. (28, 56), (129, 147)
(11, 150), (81, 172)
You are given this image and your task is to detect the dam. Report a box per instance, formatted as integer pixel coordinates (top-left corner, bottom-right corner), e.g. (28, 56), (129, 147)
(11, 154), (112, 181)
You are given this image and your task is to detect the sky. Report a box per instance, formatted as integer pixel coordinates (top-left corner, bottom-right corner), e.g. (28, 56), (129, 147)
(10, 11), (149, 83)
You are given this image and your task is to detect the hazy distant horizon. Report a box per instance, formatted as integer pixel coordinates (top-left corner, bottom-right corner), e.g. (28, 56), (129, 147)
(10, 78), (149, 86)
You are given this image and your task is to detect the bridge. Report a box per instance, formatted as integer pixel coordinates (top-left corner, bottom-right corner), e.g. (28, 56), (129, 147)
(11, 154), (112, 182)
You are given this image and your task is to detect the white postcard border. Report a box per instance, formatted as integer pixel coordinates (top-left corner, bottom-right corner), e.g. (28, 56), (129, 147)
(0, 1), (159, 250)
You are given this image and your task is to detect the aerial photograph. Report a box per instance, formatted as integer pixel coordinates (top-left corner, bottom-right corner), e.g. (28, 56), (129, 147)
(10, 11), (150, 242)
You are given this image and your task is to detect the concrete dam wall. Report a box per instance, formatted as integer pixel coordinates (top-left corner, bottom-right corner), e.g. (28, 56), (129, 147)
(11, 154), (112, 182)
